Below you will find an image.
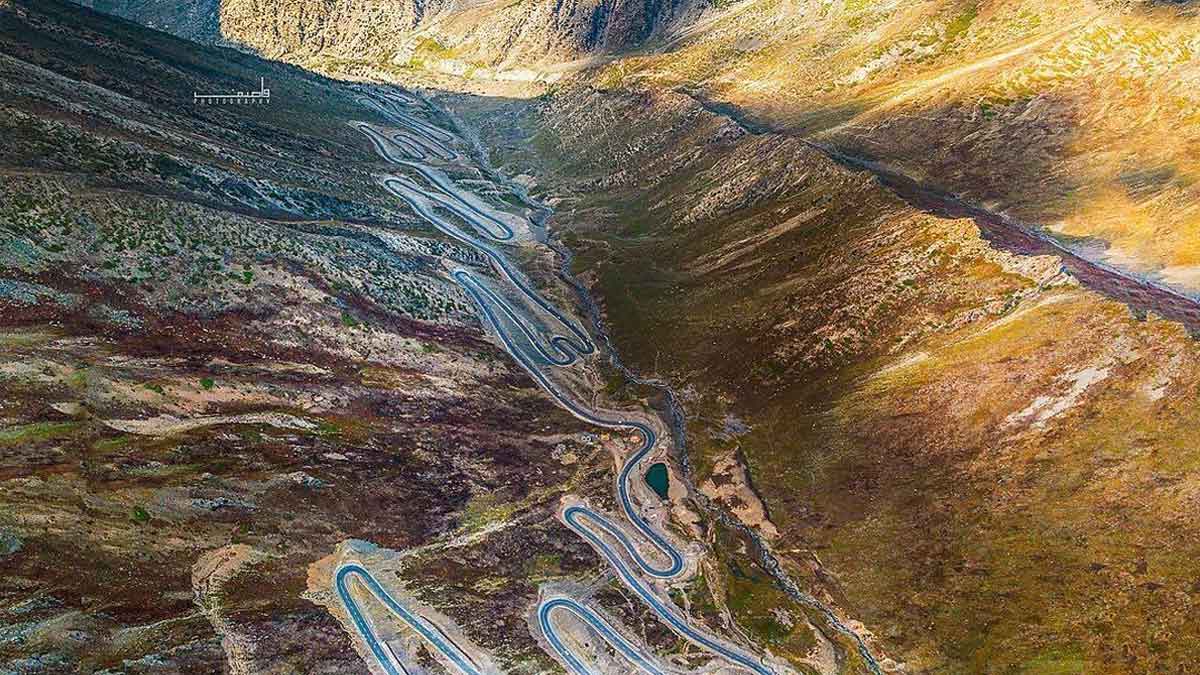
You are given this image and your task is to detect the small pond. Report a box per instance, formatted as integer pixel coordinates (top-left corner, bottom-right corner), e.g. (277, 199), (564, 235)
(644, 462), (669, 500)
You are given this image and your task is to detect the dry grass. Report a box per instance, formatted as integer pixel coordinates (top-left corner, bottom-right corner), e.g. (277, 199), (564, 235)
(605, 0), (1200, 284)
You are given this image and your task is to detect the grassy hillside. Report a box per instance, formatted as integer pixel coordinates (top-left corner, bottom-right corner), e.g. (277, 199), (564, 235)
(0, 3), (612, 672)
(18, 0), (1200, 671)
(594, 0), (1200, 292)
(449, 80), (1200, 673)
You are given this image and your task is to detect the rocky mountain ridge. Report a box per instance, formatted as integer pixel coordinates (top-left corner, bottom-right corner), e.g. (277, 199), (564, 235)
(74, 0), (708, 69)
(75, 0), (1200, 297)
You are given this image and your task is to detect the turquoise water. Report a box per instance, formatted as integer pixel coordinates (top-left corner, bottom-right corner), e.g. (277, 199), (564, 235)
(644, 462), (669, 500)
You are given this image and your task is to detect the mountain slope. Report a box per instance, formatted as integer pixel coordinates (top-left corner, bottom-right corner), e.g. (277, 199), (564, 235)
(16, 0), (1200, 673)
(596, 0), (1200, 292)
(74, 0), (709, 70)
(84, 0), (220, 42)
(0, 3), (610, 672)
(445, 76), (1200, 674)
(75, 0), (1200, 295)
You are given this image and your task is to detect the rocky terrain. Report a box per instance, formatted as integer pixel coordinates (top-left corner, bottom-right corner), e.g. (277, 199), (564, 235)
(598, 0), (1200, 293)
(16, 0), (1200, 673)
(72, 0), (219, 43)
(75, 0), (1200, 290)
(0, 2), (621, 672)
(73, 0), (707, 74)
(4, 3), (859, 674)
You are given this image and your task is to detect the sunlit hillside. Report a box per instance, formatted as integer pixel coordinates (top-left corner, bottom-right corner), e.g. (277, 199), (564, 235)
(24, 0), (1200, 673)
(594, 0), (1200, 288)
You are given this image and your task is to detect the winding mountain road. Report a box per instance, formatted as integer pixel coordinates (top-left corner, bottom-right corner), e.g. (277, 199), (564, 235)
(357, 93), (457, 145)
(537, 596), (669, 675)
(453, 269), (776, 675)
(377, 173), (593, 360)
(343, 90), (785, 675)
(335, 564), (487, 675)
